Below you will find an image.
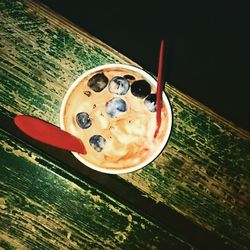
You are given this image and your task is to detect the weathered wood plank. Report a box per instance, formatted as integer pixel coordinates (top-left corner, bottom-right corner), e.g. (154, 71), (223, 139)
(0, 128), (195, 249)
(0, 0), (136, 123)
(121, 91), (250, 249)
(1, 110), (229, 250)
(0, 0), (249, 249)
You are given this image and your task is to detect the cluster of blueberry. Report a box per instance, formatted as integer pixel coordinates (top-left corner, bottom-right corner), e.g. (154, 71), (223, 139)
(76, 72), (157, 152)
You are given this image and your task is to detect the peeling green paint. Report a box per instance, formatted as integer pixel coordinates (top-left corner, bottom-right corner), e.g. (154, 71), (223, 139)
(0, 0), (249, 249)
(0, 129), (195, 249)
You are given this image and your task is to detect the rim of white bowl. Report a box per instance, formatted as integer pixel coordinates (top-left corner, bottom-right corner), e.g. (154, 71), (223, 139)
(60, 64), (173, 174)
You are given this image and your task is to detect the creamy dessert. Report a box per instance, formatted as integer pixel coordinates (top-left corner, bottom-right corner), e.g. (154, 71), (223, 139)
(60, 64), (172, 173)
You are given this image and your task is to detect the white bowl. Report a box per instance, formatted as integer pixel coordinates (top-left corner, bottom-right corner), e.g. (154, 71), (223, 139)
(60, 64), (173, 174)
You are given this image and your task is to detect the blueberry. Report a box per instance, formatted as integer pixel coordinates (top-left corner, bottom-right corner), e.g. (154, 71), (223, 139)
(87, 73), (108, 92)
(76, 112), (92, 129)
(131, 80), (151, 98)
(108, 76), (129, 95)
(144, 94), (156, 112)
(124, 74), (135, 80)
(105, 97), (127, 117)
(89, 135), (106, 152)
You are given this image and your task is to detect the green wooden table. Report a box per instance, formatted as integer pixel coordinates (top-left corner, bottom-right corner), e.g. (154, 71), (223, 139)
(0, 1), (249, 249)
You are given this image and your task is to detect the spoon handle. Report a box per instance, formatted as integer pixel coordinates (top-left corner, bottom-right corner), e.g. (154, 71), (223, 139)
(14, 115), (86, 154)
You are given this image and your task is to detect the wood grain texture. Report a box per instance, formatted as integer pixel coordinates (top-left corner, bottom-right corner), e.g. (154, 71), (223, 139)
(121, 88), (250, 249)
(0, 0), (249, 249)
(0, 128), (195, 249)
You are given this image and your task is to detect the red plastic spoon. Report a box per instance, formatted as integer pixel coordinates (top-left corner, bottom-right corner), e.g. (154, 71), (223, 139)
(14, 115), (86, 154)
(154, 40), (165, 138)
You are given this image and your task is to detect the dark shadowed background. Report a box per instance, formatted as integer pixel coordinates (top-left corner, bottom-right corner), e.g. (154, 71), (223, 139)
(39, 0), (250, 132)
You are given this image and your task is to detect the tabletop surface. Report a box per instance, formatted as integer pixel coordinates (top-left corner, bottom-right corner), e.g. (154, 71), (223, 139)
(0, 1), (250, 249)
